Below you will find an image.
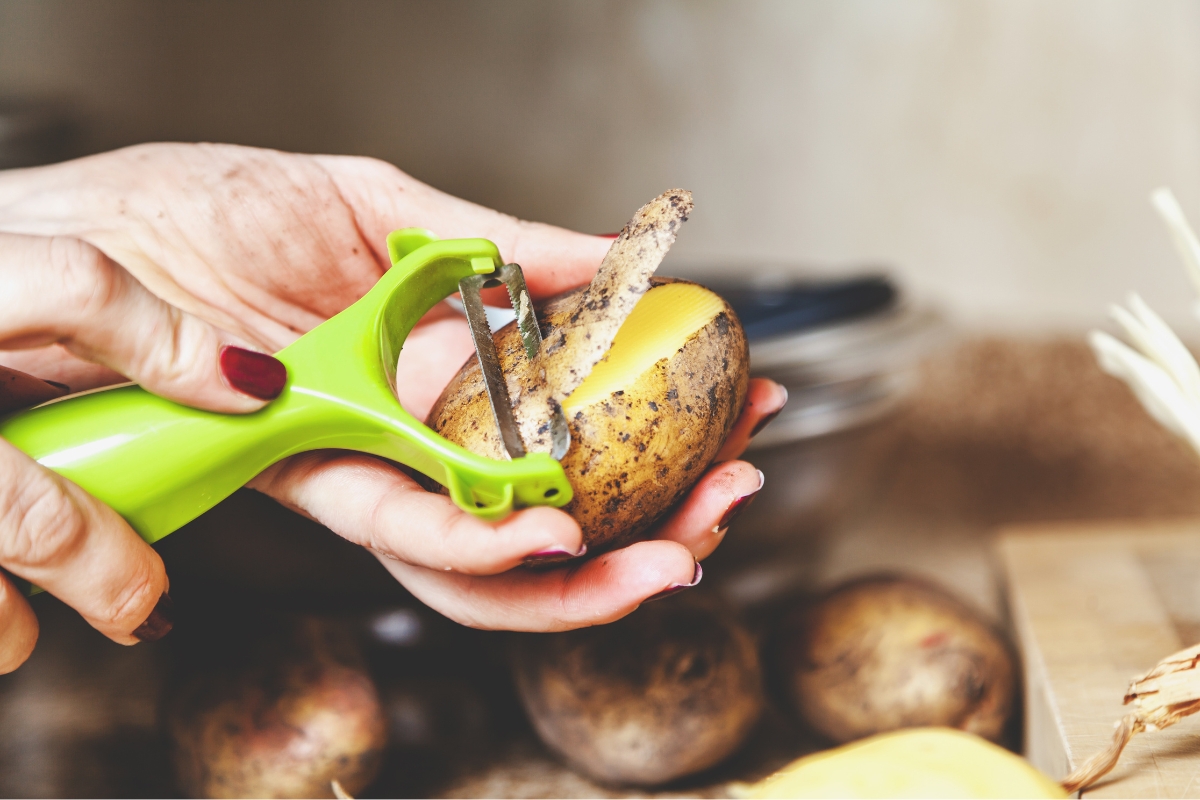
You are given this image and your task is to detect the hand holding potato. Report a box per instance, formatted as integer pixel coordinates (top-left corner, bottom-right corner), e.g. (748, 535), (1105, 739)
(0, 143), (786, 672)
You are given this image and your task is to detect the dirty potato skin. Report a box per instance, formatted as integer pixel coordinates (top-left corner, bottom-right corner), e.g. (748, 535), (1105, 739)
(428, 278), (749, 552)
(167, 618), (387, 799)
(773, 575), (1017, 745)
(510, 598), (765, 786)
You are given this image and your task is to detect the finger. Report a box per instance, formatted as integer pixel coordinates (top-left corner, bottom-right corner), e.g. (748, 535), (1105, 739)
(653, 461), (764, 561)
(315, 155), (613, 298)
(0, 439), (171, 645)
(375, 540), (700, 632)
(714, 378), (789, 462)
(394, 313), (476, 421)
(0, 345), (124, 397)
(250, 451), (586, 575)
(0, 233), (285, 412)
(0, 570), (38, 674)
(0, 365), (69, 415)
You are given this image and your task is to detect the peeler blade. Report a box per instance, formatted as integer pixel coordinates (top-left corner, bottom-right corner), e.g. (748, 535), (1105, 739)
(459, 264), (571, 462)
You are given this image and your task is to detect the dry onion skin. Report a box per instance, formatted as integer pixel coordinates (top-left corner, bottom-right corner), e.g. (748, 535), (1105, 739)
(773, 575), (1017, 745)
(430, 191), (749, 551)
(1061, 641), (1200, 793)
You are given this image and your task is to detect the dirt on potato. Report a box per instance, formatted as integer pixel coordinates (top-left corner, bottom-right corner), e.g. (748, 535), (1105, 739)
(510, 598), (765, 787)
(167, 617), (387, 799)
(429, 278), (749, 552)
(772, 574), (1017, 745)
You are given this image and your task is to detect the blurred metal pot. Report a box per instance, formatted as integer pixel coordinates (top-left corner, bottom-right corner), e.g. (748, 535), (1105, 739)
(703, 272), (946, 608)
(713, 273), (943, 448)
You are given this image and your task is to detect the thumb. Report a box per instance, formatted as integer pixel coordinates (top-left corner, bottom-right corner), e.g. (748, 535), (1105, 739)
(0, 233), (286, 412)
(313, 154), (613, 298)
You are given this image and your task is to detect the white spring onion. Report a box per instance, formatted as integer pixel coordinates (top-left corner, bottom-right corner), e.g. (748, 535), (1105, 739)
(1089, 188), (1200, 458)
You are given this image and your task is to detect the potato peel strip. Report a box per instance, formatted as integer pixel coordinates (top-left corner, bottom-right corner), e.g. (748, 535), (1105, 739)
(512, 189), (693, 452)
(538, 188), (694, 401)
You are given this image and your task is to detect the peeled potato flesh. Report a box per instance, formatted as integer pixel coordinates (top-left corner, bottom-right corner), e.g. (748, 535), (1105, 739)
(429, 278), (749, 551)
(737, 728), (1065, 799)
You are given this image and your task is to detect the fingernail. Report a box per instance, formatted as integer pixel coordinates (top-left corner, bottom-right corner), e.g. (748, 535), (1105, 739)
(132, 593), (174, 642)
(718, 471), (764, 528)
(750, 408), (783, 438)
(644, 561), (703, 603)
(219, 345), (287, 400)
(597, 232), (622, 239)
(523, 543), (587, 567)
(749, 385), (789, 438)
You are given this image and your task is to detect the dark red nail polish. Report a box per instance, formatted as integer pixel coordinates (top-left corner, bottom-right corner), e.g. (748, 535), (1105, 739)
(750, 385), (788, 438)
(219, 346), (287, 400)
(132, 593), (174, 642)
(597, 232), (622, 239)
(644, 562), (703, 603)
(523, 543), (587, 567)
(718, 483), (763, 528)
(750, 408), (783, 438)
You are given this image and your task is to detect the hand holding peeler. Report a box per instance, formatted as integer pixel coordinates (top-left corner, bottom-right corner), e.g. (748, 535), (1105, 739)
(0, 229), (573, 556)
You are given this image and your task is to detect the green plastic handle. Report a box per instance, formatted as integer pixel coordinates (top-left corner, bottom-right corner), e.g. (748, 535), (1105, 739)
(0, 230), (572, 549)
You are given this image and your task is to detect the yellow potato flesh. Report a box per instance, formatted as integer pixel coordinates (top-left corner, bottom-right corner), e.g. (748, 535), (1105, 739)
(563, 282), (726, 413)
(739, 728), (1064, 799)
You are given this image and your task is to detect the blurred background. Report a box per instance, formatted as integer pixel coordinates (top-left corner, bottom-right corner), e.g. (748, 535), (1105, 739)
(7, 2), (1200, 797)
(5, 0), (1200, 331)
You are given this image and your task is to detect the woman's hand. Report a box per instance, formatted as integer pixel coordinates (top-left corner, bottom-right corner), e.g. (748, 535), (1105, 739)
(0, 232), (291, 672)
(0, 143), (786, 666)
(253, 377), (781, 632)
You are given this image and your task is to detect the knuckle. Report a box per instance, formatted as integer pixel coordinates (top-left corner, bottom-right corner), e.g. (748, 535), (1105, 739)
(346, 154), (404, 179)
(365, 486), (409, 562)
(442, 515), (491, 574)
(134, 308), (202, 394)
(100, 568), (159, 629)
(49, 237), (123, 318)
(0, 470), (87, 571)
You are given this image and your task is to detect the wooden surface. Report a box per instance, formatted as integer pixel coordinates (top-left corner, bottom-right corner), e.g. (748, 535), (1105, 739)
(1000, 519), (1200, 798)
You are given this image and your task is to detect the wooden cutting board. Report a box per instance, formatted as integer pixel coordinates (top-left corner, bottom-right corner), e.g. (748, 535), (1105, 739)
(999, 518), (1200, 798)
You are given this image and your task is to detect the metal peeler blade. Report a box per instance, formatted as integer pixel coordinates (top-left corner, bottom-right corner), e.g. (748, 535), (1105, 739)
(459, 264), (571, 462)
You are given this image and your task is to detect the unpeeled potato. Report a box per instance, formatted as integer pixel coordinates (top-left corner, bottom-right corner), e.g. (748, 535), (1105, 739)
(167, 617), (387, 799)
(772, 575), (1016, 745)
(429, 277), (749, 551)
(510, 597), (765, 786)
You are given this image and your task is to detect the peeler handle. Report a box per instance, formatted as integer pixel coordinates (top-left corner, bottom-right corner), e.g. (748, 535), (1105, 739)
(0, 383), (307, 544)
(0, 230), (573, 574)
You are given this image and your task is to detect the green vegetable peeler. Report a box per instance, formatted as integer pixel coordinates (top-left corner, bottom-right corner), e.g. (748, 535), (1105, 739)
(0, 229), (574, 555)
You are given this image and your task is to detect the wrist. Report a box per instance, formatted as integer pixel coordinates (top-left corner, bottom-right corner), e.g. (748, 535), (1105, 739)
(0, 153), (103, 237)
